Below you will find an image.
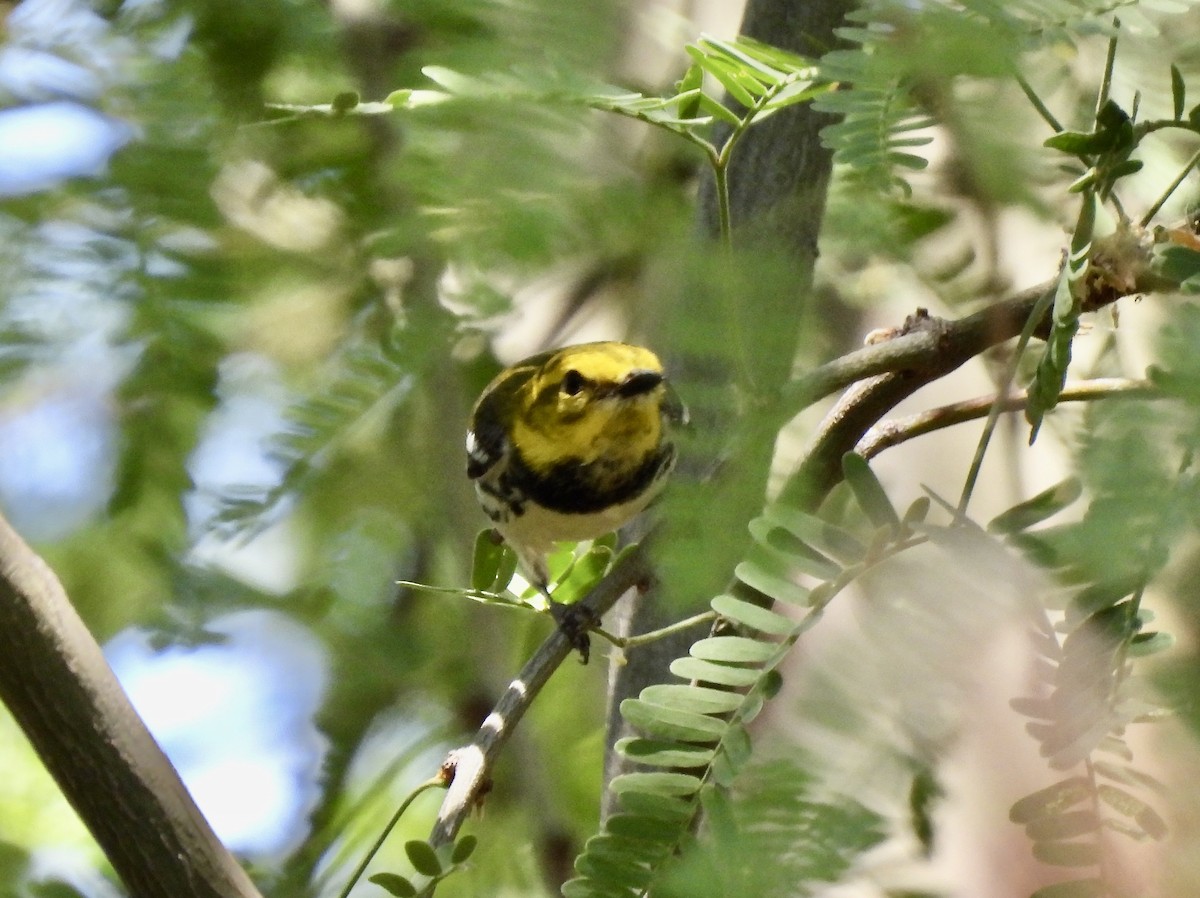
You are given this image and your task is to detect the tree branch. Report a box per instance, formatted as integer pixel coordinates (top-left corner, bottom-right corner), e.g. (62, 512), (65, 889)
(858, 378), (1160, 458)
(0, 512), (261, 898)
(779, 224), (1171, 510)
(428, 545), (653, 848)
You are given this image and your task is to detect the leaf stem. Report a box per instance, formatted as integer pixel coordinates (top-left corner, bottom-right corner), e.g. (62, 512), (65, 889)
(337, 778), (445, 898)
(591, 611), (717, 651)
(954, 282), (1057, 520)
(859, 378), (1157, 459)
(1138, 145), (1200, 228)
(1097, 19), (1120, 115)
(1016, 74), (1064, 133)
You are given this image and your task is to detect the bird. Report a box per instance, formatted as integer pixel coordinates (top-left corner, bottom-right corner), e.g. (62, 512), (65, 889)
(466, 341), (686, 660)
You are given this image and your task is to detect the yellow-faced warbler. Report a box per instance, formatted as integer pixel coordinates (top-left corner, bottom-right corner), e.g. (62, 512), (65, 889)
(466, 341), (686, 660)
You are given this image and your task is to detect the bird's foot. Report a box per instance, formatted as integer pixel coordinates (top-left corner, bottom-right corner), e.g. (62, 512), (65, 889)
(549, 600), (598, 664)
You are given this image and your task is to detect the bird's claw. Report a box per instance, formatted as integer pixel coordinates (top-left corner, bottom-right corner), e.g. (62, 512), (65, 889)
(549, 601), (598, 664)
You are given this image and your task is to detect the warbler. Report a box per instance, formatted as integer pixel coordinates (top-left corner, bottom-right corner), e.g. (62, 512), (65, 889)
(466, 341), (686, 659)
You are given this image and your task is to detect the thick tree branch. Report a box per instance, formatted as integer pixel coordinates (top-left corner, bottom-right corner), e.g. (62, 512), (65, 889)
(0, 512), (261, 898)
(605, 0), (859, 808)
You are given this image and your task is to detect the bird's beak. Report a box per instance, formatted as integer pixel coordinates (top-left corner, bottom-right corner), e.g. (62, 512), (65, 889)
(617, 369), (664, 398)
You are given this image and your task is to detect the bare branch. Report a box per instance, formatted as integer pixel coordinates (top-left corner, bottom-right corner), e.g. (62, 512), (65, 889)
(780, 224), (1173, 510)
(429, 546), (653, 847)
(859, 378), (1160, 458)
(0, 512), (261, 898)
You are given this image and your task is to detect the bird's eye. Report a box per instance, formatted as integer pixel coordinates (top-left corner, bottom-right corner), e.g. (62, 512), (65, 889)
(561, 369), (586, 396)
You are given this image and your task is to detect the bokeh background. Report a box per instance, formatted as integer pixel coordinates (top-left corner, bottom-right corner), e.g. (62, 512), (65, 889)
(3, 0), (1200, 896)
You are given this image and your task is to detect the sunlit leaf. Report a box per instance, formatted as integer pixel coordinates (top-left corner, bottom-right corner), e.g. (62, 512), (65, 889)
(609, 772), (703, 797)
(668, 657), (762, 688)
(615, 738), (715, 768)
(710, 593), (795, 635)
(988, 478), (1082, 534)
(640, 684), (745, 715)
(620, 699), (727, 743)
(690, 636), (780, 664)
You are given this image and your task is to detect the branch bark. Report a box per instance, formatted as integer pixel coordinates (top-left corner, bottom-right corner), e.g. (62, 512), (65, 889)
(602, 0), (859, 810)
(0, 512), (261, 898)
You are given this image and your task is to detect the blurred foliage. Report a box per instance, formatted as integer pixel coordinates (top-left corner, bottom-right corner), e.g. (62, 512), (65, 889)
(4, 1), (1200, 898)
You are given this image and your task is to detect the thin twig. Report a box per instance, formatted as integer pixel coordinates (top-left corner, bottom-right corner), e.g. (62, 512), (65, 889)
(427, 546), (653, 847)
(1017, 74), (1064, 133)
(955, 280), (1057, 519)
(337, 778), (445, 898)
(858, 378), (1160, 459)
(1139, 146), (1200, 228)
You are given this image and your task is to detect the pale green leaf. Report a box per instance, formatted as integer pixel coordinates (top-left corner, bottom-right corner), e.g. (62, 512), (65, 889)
(710, 593), (795, 635)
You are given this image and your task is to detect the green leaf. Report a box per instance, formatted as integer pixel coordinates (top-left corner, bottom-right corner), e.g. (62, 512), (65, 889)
(640, 684), (745, 714)
(581, 832), (668, 867)
(707, 744), (735, 787)
(1025, 810), (1100, 841)
(609, 771), (703, 797)
(573, 854), (653, 891)
(686, 45), (756, 107)
(615, 738), (715, 768)
(405, 840), (442, 877)
(1010, 696), (1056, 720)
(759, 505), (866, 564)
(549, 543), (612, 605)
(909, 766), (942, 855)
(1095, 98), (1130, 139)
(1092, 761), (1166, 793)
(1097, 784), (1168, 839)
(988, 478), (1082, 534)
(1032, 840), (1100, 867)
(722, 722), (753, 769)
(1150, 242), (1200, 292)
(748, 521), (844, 579)
(668, 656), (763, 688)
(369, 873), (418, 897)
(606, 813), (687, 843)
(690, 635), (780, 664)
(1128, 630), (1173, 657)
(734, 559), (815, 605)
(470, 529), (507, 591)
(1166, 62), (1185, 119)
(1027, 192), (1094, 441)
(1070, 576), (1139, 616)
(760, 669), (784, 699)
(1010, 777), (1092, 823)
(842, 453), (901, 528)
(902, 496), (932, 528)
(450, 834), (478, 864)
(1030, 879), (1104, 898)
(1044, 130), (1110, 155)
(1110, 158), (1143, 178)
(616, 790), (695, 822)
(674, 62), (704, 120)
(710, 593), (796, 635)
(561, 877), (634, 898)
(740, 688), (765, 724)
(620, 699), (727, 743)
